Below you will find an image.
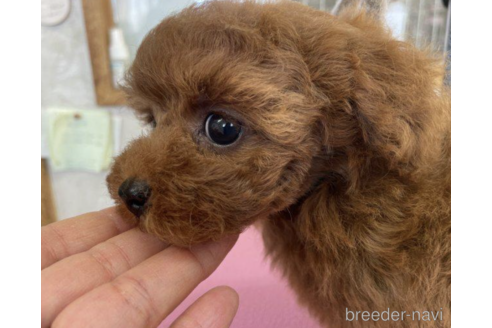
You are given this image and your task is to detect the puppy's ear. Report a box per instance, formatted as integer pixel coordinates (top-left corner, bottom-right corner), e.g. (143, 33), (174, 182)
(302, 8), (448, 184)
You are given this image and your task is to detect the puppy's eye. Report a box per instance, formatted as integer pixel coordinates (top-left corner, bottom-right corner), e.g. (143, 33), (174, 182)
(205, 113), (242, 146)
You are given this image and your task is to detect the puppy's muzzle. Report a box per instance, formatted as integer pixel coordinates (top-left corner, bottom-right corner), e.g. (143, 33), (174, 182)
(118, 178), (151, 218)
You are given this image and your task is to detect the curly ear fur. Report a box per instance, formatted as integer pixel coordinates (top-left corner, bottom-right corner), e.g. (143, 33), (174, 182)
(262, 4), (450, 328)
(304, 8), (450, 191)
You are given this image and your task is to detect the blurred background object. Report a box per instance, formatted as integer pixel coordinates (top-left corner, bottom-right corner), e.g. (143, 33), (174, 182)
(42, 0), (71, 26)
(301, 0), (449, 52)
(41, 159), (57, 225)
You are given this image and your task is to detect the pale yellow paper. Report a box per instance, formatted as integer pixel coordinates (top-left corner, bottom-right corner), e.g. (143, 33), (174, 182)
(48, 108), (113, 172)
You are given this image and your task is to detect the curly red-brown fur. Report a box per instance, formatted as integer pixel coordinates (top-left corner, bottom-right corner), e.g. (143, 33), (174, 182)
(107, 1), (450, 327)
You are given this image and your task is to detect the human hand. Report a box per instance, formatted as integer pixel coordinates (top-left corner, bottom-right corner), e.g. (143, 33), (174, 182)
(41, 207), (239, 328)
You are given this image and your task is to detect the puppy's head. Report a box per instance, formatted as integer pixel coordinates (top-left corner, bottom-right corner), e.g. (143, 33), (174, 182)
(107, 1), (447, 246)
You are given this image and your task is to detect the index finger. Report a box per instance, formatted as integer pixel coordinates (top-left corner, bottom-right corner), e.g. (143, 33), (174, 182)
(41, 207), (135, 269)
(53, 234), (239, 328)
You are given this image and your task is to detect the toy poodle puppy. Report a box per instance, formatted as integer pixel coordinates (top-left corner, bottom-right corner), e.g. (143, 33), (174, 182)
(107, 1), (451, 327)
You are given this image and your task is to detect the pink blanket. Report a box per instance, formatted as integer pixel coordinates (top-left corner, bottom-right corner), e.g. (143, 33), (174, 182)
(159, 226), (321, 328)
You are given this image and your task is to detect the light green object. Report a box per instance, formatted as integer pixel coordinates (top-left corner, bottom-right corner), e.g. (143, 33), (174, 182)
(48, 108), (113, 172)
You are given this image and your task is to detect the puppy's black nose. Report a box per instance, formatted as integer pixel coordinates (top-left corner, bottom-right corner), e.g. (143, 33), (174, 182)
(118, 178), (151, 218)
